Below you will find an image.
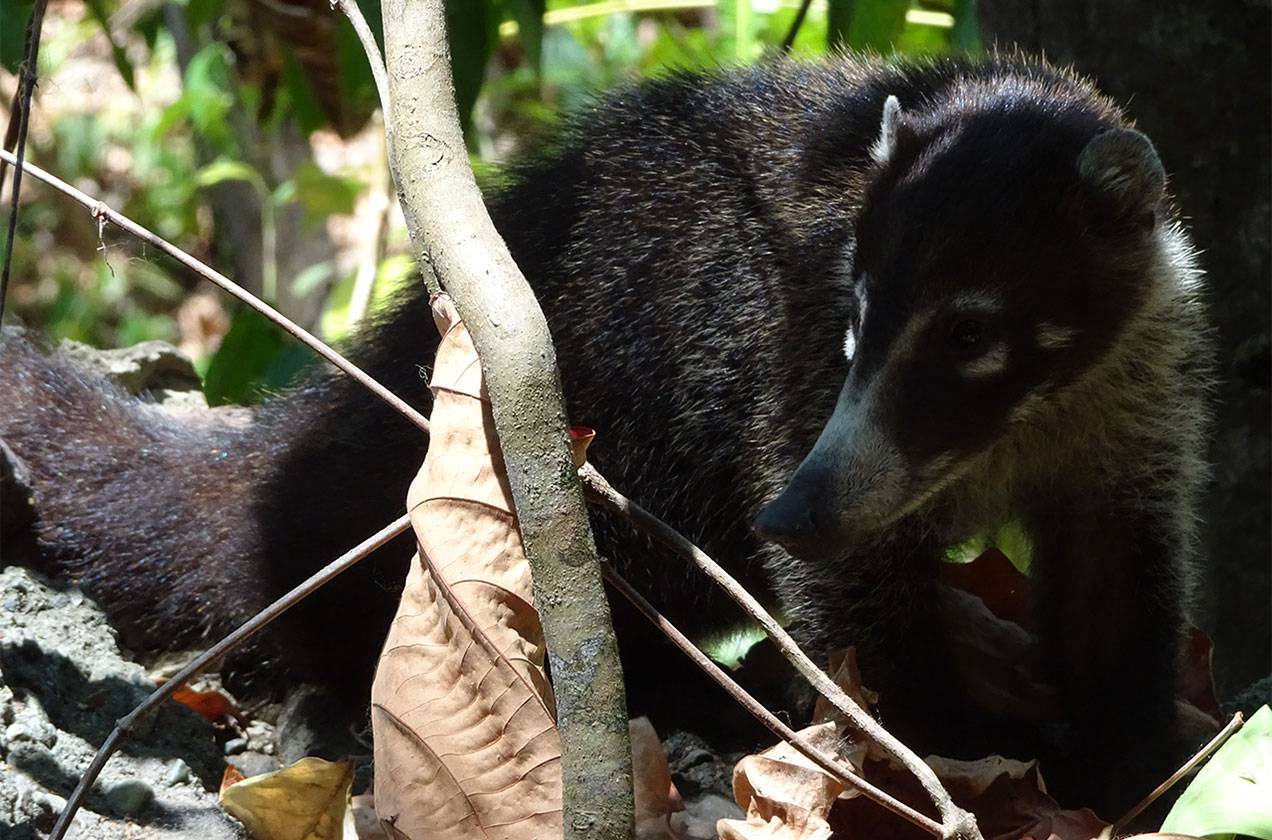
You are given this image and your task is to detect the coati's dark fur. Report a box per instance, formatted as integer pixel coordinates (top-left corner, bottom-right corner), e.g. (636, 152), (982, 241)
(0, 55), (1210, 816)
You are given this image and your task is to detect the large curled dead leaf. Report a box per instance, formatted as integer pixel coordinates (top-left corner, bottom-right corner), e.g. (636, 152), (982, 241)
(721, 654), (871, 840)
(370, 294), (561, 839)
(219, 756), (355, 840)
(719, 721), (851, 840)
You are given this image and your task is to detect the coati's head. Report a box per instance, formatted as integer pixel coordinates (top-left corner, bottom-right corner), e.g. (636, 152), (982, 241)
(755, 82), (1171, 550)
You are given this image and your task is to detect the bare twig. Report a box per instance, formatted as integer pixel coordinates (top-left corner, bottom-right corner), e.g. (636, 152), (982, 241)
(329, 0), (391, 126)
(602, 563), (945, 837)
(780, 0), (816, 52)
(1, 0), (49, 322)
(0, 149), (430, 434)
(1110, 711), (1246, 834)
(581, 464), (982, 840)
(48, 514), (413, 840)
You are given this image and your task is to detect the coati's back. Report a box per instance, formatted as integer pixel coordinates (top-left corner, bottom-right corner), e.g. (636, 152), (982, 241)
(0, 55), (1210, 812)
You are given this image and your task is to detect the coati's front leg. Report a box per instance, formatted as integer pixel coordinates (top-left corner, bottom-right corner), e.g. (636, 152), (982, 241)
(1028, 491), (1189, 818)
(766, 527), (1007, 756)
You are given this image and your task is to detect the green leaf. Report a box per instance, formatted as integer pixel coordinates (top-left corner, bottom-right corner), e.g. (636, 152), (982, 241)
(184, 0), (227, 30)
(194, 159), (265, 193)
(845, 0), (911, 53)
(202, 308), (314, 406)
(827, 0), (853, 49)
(335, 13), (378, 132)
(280, 49), (328, 136)
(289, 260), (335, 299)
(0, 0), (33, 75)
(277, 162), (365, 227)
(445, 0), (499, 143)
(950, 0), (981, 54)
(716, 0), (760, 62)
(182, 44), (237, 153)
(82, 0), (136, 89)
(505, 0), (546, 73)
(895, 20), (951, 56)
(1161, 705), (1272, 839)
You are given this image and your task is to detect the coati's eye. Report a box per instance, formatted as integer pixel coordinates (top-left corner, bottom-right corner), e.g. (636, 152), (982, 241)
(947, 319), (986, 354)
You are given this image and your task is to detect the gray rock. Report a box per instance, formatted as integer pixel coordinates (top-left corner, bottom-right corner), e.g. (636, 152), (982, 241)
(228, 751), (283, 779)
(223, 737), (248, 756)
(5, 719), (56, 748)
(672, 793), (746, 840)
(276, 684), (365, 766)
(243, 718), (277, 755)
(29, 788), (68, 815)
(164, 758), (193, 786)
(104, 778), (154, 817)
(57, 338), (203, 399)
(663, 730), (735, 800)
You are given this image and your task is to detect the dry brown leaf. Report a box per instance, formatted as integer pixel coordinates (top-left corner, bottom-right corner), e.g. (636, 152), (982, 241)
(811, 648), (878, 726)
(631, 716), (683, 839)
(569, 426), (596, 467)
(719, 722), (852, 840)
(1006, 807), (1106, 840)
(219, 756), (355, 840)
(826, 752), (1108, 840)
(370, 294), (561, 839)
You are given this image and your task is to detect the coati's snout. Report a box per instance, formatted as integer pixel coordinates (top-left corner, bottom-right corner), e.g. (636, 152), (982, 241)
(754, 383), (912, 550)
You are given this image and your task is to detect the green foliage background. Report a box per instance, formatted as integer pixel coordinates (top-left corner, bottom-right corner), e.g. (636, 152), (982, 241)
(1, 0), (978, 404)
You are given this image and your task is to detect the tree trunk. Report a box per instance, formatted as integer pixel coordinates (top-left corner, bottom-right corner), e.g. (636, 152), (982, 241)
(978, 0), (1271, 698)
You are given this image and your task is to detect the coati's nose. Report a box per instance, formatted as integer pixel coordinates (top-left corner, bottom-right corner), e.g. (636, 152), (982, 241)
(753, 493), (820, 547)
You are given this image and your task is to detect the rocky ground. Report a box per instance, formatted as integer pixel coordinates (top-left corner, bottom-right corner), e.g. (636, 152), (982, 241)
(0, 565), (246, 840)
(0, 563), (742, 840)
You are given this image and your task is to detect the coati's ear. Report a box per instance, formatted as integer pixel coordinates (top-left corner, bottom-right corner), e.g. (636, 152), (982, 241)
(1077, 128), (1166, 231)
(870, 95), (903, 165)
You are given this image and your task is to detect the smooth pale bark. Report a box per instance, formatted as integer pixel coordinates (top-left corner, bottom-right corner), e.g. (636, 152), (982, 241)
(378, 1), (634, 837)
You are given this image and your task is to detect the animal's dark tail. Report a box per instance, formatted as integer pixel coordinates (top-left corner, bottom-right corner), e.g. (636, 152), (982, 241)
(0, 306), (436, 696)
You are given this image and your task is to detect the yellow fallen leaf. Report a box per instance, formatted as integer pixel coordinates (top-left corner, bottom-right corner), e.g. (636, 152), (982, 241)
(219, 756), (355, 840)
(370, 294), (561, 839)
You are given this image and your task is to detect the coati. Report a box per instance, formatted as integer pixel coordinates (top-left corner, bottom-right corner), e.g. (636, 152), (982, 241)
(0, 55), (1210, 816)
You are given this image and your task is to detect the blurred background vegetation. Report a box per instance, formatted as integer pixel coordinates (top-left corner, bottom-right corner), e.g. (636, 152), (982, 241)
(0, 0), (978, 404)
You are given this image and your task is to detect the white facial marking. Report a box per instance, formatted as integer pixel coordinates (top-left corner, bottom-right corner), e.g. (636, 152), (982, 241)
(843, 328), (857, 361)
(1035, 322), (1077, 350)
(950, 292), (1005, 313)
(960, 344), (1008, 377)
